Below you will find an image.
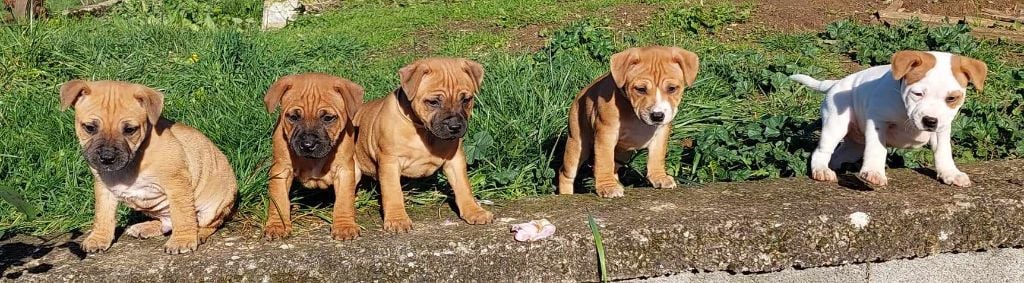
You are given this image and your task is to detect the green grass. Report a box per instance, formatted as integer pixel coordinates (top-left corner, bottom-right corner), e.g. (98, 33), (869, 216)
(588, 214), (609, 282)
(0, 0), (1022, 237)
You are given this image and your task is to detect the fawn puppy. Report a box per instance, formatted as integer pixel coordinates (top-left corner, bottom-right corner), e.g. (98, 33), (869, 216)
(60, 80), (237, 254)
(558, 46), (700, 198)
(354, 58), (494, 232)
(262, 73), (364, 240)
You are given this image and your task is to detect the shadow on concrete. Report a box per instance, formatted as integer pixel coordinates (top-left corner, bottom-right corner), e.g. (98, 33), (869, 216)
(0, 230), (85, 279)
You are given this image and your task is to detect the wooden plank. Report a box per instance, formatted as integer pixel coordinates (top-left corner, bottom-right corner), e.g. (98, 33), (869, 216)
(62, 0), (121, 16)
(980, 8), (1024, 24)
(879, 10), (1017, 29)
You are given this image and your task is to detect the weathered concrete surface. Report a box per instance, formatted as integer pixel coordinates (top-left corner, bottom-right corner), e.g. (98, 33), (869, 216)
(636, 248), (1024, 282)
(3, 160), (1024, 282)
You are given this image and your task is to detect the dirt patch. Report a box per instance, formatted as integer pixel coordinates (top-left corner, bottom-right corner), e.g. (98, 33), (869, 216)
(508, 24), (552, 52)
(605, 2), (665, 33)
(901, 0), (1021, 17)
(727, 0), (883, 35)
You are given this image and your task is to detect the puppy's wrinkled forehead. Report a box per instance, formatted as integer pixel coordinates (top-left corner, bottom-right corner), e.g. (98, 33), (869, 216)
(280, 74), (346, 109)
(627, 49), (686, 81)
(402, 58), (483, 98)
(611, 46), (699, 89)
(72, 81), (152, 120)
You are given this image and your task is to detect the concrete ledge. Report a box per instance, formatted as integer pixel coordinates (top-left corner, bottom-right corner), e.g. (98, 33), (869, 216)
(4, 160), (1024, 282)
(636, 248), (1024, 282)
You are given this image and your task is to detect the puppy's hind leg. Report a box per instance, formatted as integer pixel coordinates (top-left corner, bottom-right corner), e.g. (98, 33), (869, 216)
(558, 136), (592, 195)
(125, 220), (165, 239)
(811, 109), (850, 182)
(828, 141), (864, 170)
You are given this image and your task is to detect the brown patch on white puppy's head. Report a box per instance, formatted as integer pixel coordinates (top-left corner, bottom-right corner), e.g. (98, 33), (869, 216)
(891, 50), (937, 85)
(265, 73), (364, 159)
(610, 46), (699, 126)
(60, 80), (163, 172)
(950, 55), (987, 92)
(398, 57), (484, 141)
(891, 51), (986, 132)
(945, 90), (964, 108)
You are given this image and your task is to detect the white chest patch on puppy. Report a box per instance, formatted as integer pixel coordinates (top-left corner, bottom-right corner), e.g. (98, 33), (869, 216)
(104, 175), (171, 216)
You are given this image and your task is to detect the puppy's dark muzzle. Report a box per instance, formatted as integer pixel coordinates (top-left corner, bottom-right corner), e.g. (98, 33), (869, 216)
(290, 132), (331, 159)
(86, 144), (131, 172)
(430, 116), (468, 140)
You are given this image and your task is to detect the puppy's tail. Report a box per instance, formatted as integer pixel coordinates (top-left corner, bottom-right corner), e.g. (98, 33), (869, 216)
(789, 74), (837, 92)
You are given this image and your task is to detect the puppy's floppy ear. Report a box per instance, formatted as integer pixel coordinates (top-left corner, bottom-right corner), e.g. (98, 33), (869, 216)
(671, 47), (700, 87)
(955, 56), (988, 92)
(399, 60), (427, 97)
(610, 48), (639, 88)
(134, 86), (164, 124)
(461, 59), (485, 90)
(891, 50), (930, 81)
(264, 75), (294, 113)
(59, 80), (90, 111)
(334, 78), (364, 119)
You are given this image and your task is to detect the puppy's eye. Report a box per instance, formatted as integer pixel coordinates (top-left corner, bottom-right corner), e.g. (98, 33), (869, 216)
(426, 99), (441, 108)
(666, 85), (679, 93)
(321, 114), (337, 123)
(634, 86), (648, 94)
(462, 96), (473, 106)
(287, 113), (301, 122)
(82, 123), (97, 134)
(945, 96), (958, 103)
(911, 91), (924, 97)
(123, 125), (139, 135)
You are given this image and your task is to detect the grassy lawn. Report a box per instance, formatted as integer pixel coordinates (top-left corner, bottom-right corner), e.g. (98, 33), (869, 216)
(0, 0), (1021, 236)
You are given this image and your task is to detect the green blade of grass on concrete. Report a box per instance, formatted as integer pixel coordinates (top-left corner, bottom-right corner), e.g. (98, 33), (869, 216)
(587, 214), (609, 282)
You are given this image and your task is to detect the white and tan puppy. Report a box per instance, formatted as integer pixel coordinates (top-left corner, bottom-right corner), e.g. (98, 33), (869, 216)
(790, 51), (987, 187)
(61, 80), (238, 254)
(558, 46), (700, 198)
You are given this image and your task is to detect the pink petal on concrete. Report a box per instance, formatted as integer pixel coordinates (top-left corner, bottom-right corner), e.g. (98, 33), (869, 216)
(511, 219), (556, 242)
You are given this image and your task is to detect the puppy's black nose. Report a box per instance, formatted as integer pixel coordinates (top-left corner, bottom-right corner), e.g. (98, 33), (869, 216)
(922, 116), (938, 129)
(299, 140), (318, 151)
(98, 152), (116, 165)
(650, 112), (665, 123)
(446, 123), (463, 131)
(96, 146), (116, 165)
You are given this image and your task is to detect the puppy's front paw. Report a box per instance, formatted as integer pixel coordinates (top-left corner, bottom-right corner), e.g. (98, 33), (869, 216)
(461, 208), (494, 225)
(331, 223), (360, 241)
(595, 183), (625, 198)
(811, 168), (838, 182)
(648, 174), (677, 189)
(125, 221), (164, 239)
(82, 234), (113, 253)
(857, 170), (888, 187)
(263, 222), (292, 241)
(939, 172), (972, 187)
(383, 217), (413, 233)
(163, 235), (199, 255)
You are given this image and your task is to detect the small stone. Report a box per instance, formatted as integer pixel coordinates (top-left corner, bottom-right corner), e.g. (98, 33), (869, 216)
(849, 212), (870, 229)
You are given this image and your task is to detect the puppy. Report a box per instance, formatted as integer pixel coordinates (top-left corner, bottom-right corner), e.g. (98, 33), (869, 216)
(790, 51), (987, 187)
(558, 46), (700, 198)
(354, 58), (493, 232)
(60, 80), (237, 254)
(262, 73), (364, 241)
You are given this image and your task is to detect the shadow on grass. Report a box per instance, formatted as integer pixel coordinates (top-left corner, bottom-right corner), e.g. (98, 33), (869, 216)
(542, 134), (657, 195)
